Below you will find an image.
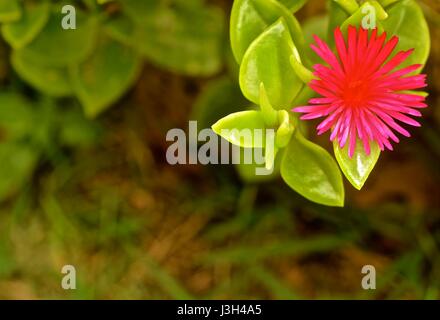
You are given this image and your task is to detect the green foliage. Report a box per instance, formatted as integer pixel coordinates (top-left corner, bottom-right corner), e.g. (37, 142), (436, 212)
(210, 0), (431, 206)
(215, 0), (345, 205)
(302, 15), (328, 64)
(0, 0), (436, 300)
(11, 51), (73, 97)
(213, 111), (267, 148)
(1, 0), (50, 49)
(17, 9), (97, 67)
(381, 0), (430, 69)
(0, 92), (100, 202)
(340, 1), (388, 34)
(281, 132), (345, 207)
(121, 0), (225, 76)
(0, 0), (21, 23)
(334, 139), (381, 190)
(69, 37), (142, 118)
(0, 0), (227, 201)
(0, 0), (433, 206)
(239, 18), (303, 110)
(0, 0), (227, 118)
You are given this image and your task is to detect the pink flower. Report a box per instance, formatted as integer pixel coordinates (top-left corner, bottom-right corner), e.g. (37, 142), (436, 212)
(293, 26), (427, 157)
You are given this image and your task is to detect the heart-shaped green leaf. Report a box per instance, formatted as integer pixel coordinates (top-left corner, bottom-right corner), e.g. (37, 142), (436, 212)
(334, 139), (380, 190)
(129, 3), (225, 76)
(70, 38), (142, 118)
(230, 0), (307, 64)
(11, 51), (73, 97)
(16, 9), (98, 67)
(281, 132), (345, 207)
(239, 18), (303, 110)
(212, 110), (267, 148)
(0, 0), (21, 23)
(2, 0), (50, 49)
(381, 0), (430, 70)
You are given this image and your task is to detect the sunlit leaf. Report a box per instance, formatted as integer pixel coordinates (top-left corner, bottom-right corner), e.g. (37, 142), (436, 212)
(230, 0), (307, 64)
(381, 0), (430, 70)
(277, 0), (308, 13)
(334, 139), (380, 190)
(281, 132), (344, 206)
(239, 18), (303, 109)
(212, 111), (267, 148)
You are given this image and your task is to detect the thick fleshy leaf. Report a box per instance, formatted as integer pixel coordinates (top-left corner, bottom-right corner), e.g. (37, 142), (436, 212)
(334, 139), (380, 190)
(277, 0), (308, 12)
(0, 0), (21, 23)
(70, 38), (142, 118)
(212, 111), (267, 148)
(281, 132), (345, 207)
(1, 0), (50, 49)
(11, 51), (73, 97)
(127, 2), (225, 76)
(275, 110), (294, 148)
(259, 83), (279, 127)
(230, 0), (307, 64)
(239, 18), (303, 110)
(16, 9), (98, 67)
(381, 0), (430, 70)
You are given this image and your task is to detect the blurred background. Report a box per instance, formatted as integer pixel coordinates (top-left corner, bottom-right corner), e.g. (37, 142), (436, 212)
(0, 0), (439, 299)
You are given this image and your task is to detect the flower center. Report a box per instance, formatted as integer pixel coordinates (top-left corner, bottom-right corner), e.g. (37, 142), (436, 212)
(342, 79), (372, 108)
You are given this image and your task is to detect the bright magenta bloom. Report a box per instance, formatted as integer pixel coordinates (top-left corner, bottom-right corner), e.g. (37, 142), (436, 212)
(293, 26), (427, 157)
